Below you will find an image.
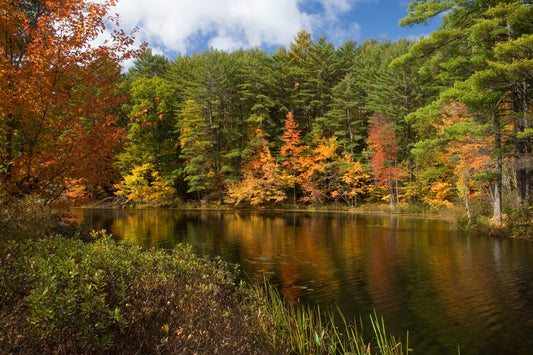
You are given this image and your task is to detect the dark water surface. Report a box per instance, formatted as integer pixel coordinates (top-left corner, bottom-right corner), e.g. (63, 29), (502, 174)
(74, 208), (533, 354)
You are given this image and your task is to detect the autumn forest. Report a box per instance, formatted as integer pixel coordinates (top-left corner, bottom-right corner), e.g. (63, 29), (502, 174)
(1, 0), (533, 236)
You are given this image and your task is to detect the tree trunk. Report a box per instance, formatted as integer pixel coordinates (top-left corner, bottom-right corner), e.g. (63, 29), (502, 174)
(493, 117), (503, 224)
(513, 81), (532, 205)
(464, 184), (471, 224)
(394, 158), (400, 206)
(493, 176), (502, 224)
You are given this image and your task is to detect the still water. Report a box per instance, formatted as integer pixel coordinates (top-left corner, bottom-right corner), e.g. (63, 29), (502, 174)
(74, 208), (533, 354)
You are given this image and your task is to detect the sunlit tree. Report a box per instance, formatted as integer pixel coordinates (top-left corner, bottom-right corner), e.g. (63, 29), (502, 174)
(0, 0), (140, 203)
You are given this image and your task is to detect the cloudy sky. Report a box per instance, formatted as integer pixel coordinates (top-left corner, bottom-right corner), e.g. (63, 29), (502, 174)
(109, 0), (442, 59)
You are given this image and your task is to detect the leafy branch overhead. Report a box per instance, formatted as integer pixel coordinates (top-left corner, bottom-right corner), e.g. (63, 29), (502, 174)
(0, 0), (142, 203)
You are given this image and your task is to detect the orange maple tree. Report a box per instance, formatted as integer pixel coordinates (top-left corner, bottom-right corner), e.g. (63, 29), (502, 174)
(440, 103), (494, 219)
(279, 111), (302, 203)
(296, 135), (338, 204)
(367, 113), (404, 206)
(0, 0), (141, 203)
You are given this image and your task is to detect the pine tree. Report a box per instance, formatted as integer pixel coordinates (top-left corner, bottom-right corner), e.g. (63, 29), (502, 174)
(397, 0), (533, 220)
(178, 100), (215, 200)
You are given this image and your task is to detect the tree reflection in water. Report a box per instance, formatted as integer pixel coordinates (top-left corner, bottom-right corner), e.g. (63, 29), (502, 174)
(73, 208), (533, 355)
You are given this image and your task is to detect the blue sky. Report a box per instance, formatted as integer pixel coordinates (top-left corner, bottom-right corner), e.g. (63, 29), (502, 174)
(110, 0), (442, 60)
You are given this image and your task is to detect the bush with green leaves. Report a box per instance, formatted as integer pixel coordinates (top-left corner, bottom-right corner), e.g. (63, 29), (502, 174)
(0, 233), (271, 354)
(0, 196), (56, 241)
(0, 230), (410, 354)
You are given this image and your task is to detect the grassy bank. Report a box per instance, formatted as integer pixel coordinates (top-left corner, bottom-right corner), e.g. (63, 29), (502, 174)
(0, 232), (409, 354)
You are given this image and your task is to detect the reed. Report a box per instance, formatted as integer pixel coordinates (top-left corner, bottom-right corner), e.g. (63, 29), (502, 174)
(253, 281), (411, 355)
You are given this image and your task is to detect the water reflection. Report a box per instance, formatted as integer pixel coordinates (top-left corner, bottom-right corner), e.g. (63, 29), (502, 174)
(74, 208), (533, 355)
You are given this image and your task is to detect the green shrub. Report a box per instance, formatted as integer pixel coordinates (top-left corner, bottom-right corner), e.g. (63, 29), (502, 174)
(0, 233), (271, 354)
(504, 203), (533, 238)
(0, 196), (56, 241)
(0, 230), (410, 354)
(456, 197), (492, 233)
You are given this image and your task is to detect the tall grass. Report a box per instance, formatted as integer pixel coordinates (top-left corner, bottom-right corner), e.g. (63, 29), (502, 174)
(253, 282), (411, 355)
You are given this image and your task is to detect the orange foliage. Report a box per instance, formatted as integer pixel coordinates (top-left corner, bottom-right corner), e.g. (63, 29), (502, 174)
(0, 0), (141, 203)
(296, 136), (339, 204)
(280, 111), (302, 169)
(227, 129), (285, 205)
(367, 113), (404, 204)
(442, 103), (493, 202)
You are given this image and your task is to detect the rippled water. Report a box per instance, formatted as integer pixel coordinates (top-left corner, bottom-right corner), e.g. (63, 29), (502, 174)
(74, 208), (533, 354)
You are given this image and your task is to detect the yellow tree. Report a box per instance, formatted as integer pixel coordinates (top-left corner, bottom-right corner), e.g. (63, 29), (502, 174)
(226, 129), (285, 206)
(338, 155), (370, 208)
(114, 163), (175, 207)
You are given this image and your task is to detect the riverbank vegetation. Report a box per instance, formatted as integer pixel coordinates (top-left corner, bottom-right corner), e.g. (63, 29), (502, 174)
(0, 223), (409, 354)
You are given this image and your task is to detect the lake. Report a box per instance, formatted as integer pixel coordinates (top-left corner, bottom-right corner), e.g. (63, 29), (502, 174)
(73, 208), (533, 354)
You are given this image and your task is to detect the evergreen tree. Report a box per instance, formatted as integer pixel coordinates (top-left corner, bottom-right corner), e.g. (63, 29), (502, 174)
(125, 48), (170, 79)
(119, 76), (180, 181)
(287, 30), (316, 136)
(397, 0), (533, 219)
(328, 72), (367, 157)
(178, 100), (215, 200)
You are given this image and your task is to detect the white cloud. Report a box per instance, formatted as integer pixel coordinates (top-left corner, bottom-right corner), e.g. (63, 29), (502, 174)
(110, 0), (318, 55)
(316, 0), (353, 19)
(330, 22), (361, 46)
(306, 0), (365, 46)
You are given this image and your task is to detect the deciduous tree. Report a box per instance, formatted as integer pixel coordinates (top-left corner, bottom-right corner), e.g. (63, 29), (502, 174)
(367, 114), (404, 207)
(0, 0), (139, 203)
(114, 163), (175, 207)
(279, 112), (302, 203)
(226, 129), (285, 206)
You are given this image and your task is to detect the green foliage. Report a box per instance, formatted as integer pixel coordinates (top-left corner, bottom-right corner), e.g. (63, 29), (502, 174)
(0, 234), (271, 354)
(456, 197), (494, 233)
(504, 203), (533, 238)
(178, 100), (216, 199)
(399, 0), (456, 27)
(125, 48), (170, 79)
(327, 71), (367, 156)
(119, 75), (181, 179)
